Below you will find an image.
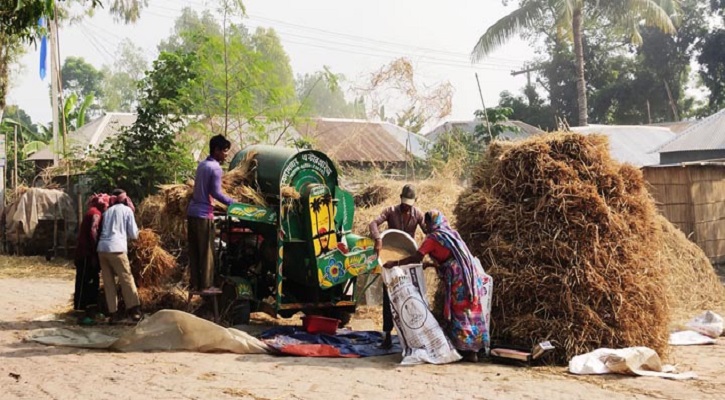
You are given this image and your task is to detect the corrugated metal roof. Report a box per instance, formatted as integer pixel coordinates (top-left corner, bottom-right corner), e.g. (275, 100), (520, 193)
(297, 119), (410, 163)
(571, 125), (676, 167)
(425, 119), (544, 142)
(25, 147), (55, 161)
(69, 112), (137, 152)
(69, 114), (423, 163)
(378, 123), (429, 159)
(656, 108), (725, 153)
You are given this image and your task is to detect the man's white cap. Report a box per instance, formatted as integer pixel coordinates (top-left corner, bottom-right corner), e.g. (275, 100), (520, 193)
(400, 184), (416, 205)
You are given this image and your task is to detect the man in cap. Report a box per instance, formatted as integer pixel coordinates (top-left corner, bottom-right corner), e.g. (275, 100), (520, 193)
(369, 184), (425, 348)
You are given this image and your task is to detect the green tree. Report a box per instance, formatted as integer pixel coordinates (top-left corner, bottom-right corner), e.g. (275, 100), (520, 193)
(0, 0), (147, 124)
(698, 29), (725, 113)
(60, 56), (104, 118)
(61, 56), (103, 99)
(1, 105), (42, 187)
(426, 108), (520, 179)
(472, 0), (680, 126)
(101, 39), (148, 112)
(157, 7), (225, 54)
(425, 128), (480, 179)
(295, 69), (365, 118)
(251, 27), (296, 110)
(165, 4), (299, 145)
(89, 51), (198, 200)
(498, 89), (556, 131)
(474, 107), (520, 144)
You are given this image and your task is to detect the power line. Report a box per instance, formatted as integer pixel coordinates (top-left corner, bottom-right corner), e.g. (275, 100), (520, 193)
(77, 25), (115, 64)
(273, 36), (515, 72)
(246, 14), (527, 65)
(242, 21), (521, 69)
(148, 1), (526, 65)
(141, 5), (520, 72)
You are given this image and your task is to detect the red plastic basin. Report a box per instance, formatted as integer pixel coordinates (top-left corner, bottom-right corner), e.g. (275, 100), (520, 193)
(302, 315), (340, 335)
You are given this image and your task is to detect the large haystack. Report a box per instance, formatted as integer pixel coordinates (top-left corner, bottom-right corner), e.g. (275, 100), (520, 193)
(455, 133), (669, 364)
(659, 215), (725, 321)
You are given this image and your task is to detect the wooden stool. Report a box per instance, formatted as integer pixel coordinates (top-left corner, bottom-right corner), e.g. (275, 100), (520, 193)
(187, 288), (222, 324)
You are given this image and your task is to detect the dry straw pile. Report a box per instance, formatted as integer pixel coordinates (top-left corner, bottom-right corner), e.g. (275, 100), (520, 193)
(455, 133), (669, 364)
(129, 229), (187, 312)
(659, 215), (725, 321)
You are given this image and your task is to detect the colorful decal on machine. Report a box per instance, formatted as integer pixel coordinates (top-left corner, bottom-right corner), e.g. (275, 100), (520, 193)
(227, 203), (277, 224)
(276, 230), (284, 309)
(280, 152), (334, 187)
(316, 247), (379, 288)
(309, 186), (338, 257)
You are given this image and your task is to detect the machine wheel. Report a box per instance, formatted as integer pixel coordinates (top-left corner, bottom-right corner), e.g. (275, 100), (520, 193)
(228, 300), (251, 325)
(330, 310), (352, 327)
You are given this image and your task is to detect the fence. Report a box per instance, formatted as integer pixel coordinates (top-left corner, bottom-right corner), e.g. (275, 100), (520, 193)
(643, 162), (725, 265)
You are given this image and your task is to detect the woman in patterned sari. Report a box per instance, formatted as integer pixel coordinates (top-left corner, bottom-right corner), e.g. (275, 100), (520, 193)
(383, 210), (491, 362)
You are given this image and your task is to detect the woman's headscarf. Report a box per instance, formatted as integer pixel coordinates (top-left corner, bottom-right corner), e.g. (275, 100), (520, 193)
(88, 193), (111, 212)
(425, 210), (479, 303)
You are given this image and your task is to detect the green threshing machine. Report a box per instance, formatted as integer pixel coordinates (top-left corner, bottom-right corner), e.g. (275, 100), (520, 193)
(218, 145), (379, 325)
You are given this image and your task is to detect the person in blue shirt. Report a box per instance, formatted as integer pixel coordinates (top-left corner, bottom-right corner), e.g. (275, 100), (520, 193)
(98, 189), (141, 323)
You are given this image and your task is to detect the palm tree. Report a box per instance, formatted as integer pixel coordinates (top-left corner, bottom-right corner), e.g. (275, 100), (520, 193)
(471, 0), (680, 126)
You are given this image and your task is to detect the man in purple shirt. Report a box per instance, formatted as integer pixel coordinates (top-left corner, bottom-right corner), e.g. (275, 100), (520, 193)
(187, 135), (234, 292)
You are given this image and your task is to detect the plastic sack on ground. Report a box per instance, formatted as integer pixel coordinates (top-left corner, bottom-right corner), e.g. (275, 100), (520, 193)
(111, 310), (270, 353)
(383, 265), (461, 365)
(685, 311), (724, 338)
(27, 310), (270, 354)
(569, 347), (697, 380)
(669, 330), (717, 346)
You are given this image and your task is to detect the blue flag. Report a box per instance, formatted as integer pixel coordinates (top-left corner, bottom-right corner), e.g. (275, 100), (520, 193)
(39, 17), (47, 80)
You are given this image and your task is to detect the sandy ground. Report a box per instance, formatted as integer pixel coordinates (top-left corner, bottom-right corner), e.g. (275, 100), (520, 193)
(1, 276), (724, 400)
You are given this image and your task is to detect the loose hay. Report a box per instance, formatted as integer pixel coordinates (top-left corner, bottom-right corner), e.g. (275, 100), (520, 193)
(129, 229), (180, 301)
(455, 133), (670, 364)
(222, 151), (266, 207)
(354, 184), (392, 208)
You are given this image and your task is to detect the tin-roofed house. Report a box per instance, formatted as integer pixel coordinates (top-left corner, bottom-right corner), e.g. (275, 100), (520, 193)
(571, 124), (677, 167)
(654, 108), (725, 164)
(296, 118), (429, 171)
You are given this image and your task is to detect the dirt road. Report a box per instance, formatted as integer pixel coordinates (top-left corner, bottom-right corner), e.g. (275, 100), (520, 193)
(1, 276), (723, 400)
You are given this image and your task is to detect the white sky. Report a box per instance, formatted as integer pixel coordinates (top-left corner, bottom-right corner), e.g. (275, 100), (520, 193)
(6, 0), (534, 130)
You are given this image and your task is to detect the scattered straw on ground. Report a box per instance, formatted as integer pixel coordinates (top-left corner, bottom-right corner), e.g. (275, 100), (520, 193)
(0, 256), (74, 279)
(455, 133), (670, 364)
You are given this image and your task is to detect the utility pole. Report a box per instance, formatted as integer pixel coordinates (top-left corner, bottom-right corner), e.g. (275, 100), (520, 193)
(664, 81), (680, 122)
(13, 125), (17, 189)
(49, 13), (60, 167)
(475, 73), (493, 140)
(511, 64), (544, 106)
(511, 65), (541, 88)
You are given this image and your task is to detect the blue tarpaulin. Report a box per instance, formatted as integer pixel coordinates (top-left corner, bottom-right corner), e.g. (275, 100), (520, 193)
(260, 327), (401, 358)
